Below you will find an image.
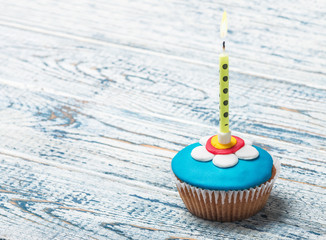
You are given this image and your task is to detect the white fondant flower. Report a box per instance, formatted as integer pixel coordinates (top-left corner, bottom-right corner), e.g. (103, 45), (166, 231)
(191, 136), (259, 168)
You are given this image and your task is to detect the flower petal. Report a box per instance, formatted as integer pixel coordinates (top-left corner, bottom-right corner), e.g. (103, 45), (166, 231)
(213, 154), (238, 168)
(199, 135), (211, 146)
(191, 146), (214, 161)
(244, 139), (253, 146)
(235, 145), (259, 160)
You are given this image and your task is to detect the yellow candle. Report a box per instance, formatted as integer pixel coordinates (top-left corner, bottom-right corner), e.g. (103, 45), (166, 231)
(219, 11), (230, 134)
(219, 50), (229, 133)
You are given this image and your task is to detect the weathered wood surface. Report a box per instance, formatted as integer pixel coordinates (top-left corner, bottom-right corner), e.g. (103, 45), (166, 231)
(0, 0), (325, 239)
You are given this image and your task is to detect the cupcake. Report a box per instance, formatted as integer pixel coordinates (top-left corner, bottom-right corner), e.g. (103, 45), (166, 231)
(171, 11), (280, 221)
(171, 134), (280, 222)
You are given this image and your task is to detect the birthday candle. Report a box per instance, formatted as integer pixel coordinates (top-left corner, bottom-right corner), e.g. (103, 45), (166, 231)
(219, 12), (229, 134)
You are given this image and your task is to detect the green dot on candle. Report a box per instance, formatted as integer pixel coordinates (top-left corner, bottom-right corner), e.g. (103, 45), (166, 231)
(224, 112), (228, 117)
(223, 88), (228, 94)
(223, 64), (228, 69)
(223, 100), (228, 105)
(223, 76), (228, 81)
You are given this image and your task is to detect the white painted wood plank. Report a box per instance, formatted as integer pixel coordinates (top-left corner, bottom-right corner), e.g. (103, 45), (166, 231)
(0, 72), (324, 187)
(0, 151), (325, 239)
(0, 0), (326, 89)
(0, 25), (324, 147)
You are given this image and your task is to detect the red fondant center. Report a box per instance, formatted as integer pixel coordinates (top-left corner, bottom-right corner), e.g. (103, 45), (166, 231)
(206, 136), (245, 155)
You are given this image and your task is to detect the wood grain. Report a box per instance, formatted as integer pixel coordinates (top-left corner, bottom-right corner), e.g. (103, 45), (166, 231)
(0, 0), (325, 239)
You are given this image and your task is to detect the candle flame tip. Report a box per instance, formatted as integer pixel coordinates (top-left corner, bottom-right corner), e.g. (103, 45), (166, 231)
(220, 11), (228, 39)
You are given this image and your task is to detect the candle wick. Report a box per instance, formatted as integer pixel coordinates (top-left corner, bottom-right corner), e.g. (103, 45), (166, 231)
(223, 41), (225, 51)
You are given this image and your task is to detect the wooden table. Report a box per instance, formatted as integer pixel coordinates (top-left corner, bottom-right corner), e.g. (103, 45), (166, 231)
(0, 0), (325, 239)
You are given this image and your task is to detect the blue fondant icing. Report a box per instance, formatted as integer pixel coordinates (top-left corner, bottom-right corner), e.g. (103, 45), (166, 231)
(171, 143), (273, 190)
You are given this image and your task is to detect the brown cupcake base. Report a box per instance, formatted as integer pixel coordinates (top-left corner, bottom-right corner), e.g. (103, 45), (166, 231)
(175, 164), (278, 222)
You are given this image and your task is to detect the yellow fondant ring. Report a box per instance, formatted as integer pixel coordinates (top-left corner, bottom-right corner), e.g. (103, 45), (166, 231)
(211, 135), (237, 149)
